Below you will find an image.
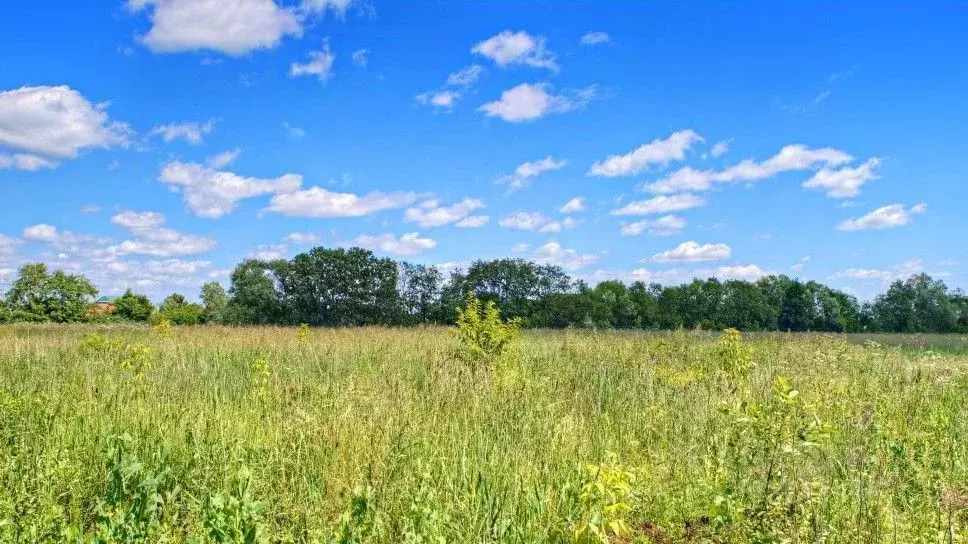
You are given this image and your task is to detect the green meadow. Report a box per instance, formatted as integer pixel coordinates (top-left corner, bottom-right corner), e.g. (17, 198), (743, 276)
(2, 324), (968, 543)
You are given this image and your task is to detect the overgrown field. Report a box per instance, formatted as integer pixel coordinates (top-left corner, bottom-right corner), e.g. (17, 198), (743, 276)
(2, 325), (968, 543)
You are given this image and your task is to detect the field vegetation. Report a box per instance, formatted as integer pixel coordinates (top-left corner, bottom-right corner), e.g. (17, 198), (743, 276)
(2, 313), (968, 542)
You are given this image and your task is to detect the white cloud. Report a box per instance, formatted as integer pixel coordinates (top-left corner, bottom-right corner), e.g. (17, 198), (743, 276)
(456, 215), (489, 228)
(266, 186), (417, 217)
(249, 244), (288, 260)
(128, 0), (302, 56)
(298, 0), (357, 16)
(150, 119), (215, 144)
(404, 198), (485, 228)
(610, 193), (705, 216)
(416, 90), (461, 110)
(285, 232), (319, 244)
(790, 255), (811, 272)
(22, 224), (97, 248)
(478, 83), (596, 123)
(0, 234), (21, 255)
(471, 30), (557, 71)
(710, 140), (730, 157)
(351, 232), (436, 256)
(500, 156), (565, 191)
(580, 31), (610, 46)
(538, 217), (581, 234)
(559, 197), (585, 213)
(291, 43), (335, 81)
(107, 212), (217, 257)
(0, 85), (130, 165)
(351, 48), (368, 67)
(283, 122), (307, 138)
(111, 210), (167, 230)
(837, 203), (926, 231)
(589, 130), (704, 177)
(715, 264), (769, 281)
(0, 153), (57, 171)
(207, 148), (241, 168)
(802, 157), (881, 198)
(532, 242), (599, 270)
(832, 259), (926, 283)
(644, 144), (853, 194)
(651, 241), (731, 263)
(620, 215), (686, 237)
(511, 242), (529, 253)
(498, 211), (547, 231)
(159, 161), (303, 218)
(446, 64), (485, 87)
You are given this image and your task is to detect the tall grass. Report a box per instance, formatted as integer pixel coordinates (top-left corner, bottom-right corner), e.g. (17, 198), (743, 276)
(1, 324), (967, 542)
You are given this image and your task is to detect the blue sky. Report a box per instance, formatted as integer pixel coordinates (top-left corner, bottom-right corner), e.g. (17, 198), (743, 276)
(0, 1), (965, 300)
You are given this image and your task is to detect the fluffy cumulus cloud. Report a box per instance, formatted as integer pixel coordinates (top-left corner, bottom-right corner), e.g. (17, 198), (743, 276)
(643, 144), (853, 194)
(558, 197), (585, 213)
(159, 161), (303, 218)
(0, 234), (19, 256)
(471, 30), (557, 71)
(207, 148), (241, 168)
(610, 193), (705, 216)
(538, 217), (581, 234)
(0, 153), (56, 171)
(0, 85), (130, 169)
(111, 211), (167, 230)
(837, 203), (926, 231)
(478, 83), (596, 123)
(404, 198), (486, 228)
(580, 31), (610, 46)
(586, 263), (769, 285)
(650, 241), (732, 263)
(532, 242), (599, 270)
(832, 259), (926, 283)
(416, 90), (461, 110)
(248, 244), (288, 260)
(446, 65), (485, 87)
(710, 140), (730, 157)
(498, 211), (546, 231)
(150, 119), (215, 144)
(285, 232), (319, 244)
(715, 264), (769, 281)
(500, 156), (565, 191)
(417, 66), (485, 112)
(290, 43), (335, 81)
(266, 186), (417, 218)
(802, 157), (881, 198)
(127, 0), (303, 56)
(589, 130), (704, 177)
(108, 211), (217, 257)
(351, 232), (436, 256)
(22, 224), (99, 248)
(620, 215), (686, 237)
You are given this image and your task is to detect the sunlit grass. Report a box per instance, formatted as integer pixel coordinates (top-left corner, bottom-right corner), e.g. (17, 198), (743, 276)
(1, 324), (967, 542)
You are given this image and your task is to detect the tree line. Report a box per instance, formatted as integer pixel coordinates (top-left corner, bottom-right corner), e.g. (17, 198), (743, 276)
(2, 248), (967, 333)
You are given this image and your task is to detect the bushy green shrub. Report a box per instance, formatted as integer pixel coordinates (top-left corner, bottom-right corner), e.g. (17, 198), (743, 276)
(452, 292), (521, 369)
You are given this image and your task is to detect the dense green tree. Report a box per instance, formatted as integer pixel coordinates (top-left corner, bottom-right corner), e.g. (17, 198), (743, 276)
(398, 262), (443, 324)
(718, 280), (772, 331)
(872, 273), (956, 333)
(200, 281), (229, 324)
(4, 263), (97, 322)
(280, 247), (399, 326)
(457, 259), (571, 322)
(225, 259), (288, 325)
(114, 289), (154, 322)
(159, 293), (204, 325)
(779, 280), (813, 331)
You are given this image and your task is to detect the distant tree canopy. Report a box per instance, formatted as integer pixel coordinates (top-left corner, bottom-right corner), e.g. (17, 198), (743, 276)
(1, 250), (967, 333)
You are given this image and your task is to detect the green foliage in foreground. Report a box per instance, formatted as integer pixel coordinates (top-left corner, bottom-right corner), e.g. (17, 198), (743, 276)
(2, 324), (968, 542)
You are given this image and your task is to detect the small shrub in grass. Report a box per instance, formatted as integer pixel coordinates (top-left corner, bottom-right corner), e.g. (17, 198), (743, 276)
(197, 467), (264, 544)
(452, 293), (520, 369)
